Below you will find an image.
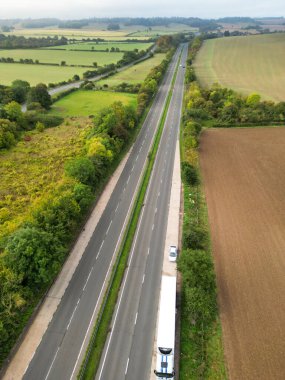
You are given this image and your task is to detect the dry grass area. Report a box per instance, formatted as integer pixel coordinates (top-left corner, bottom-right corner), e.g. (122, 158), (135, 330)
(199, 127), (285, 380)
(194, 33), (285, 102)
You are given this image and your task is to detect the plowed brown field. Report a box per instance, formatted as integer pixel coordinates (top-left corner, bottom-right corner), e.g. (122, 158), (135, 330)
(199, 128), (285, 380)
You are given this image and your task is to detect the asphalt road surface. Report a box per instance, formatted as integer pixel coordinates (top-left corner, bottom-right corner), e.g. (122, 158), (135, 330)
(23, 46), (185, 380)
(96, 44), (188, 380)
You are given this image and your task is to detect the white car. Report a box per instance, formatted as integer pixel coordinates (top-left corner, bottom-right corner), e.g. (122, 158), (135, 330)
(169, 245), (178, 262)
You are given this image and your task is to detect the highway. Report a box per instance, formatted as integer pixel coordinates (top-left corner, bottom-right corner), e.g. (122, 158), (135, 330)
(23, 46), (184, 380)
(96, 44), (188, 380)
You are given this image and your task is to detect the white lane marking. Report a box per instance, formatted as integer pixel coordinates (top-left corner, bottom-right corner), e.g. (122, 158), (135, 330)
(147, 248), (150, 256)
(125, 358), (129, 375)
(142, 140), (145, 145)
(131, 165), (134, 172)
(158, 191), (160, 197)
(136, 155), (139, 161)
(139, 147), (142, 152)
(152, 224), (154, 231)
(24, 351), (36, 375)
(115, 204), (119, 212)
(127, 175), (130, 184)
(155, 207), (157, 214)
(142, 274), (145, 284)
(67, 303), (79, 330)
(83, 268), (93, 291)
(83, 267), (94, 291)
(96, 240), (105, 259)
(44, 346), (60, 380)
(123, 187), (126, 192)
(106, 220), (113, 235)
(134, 312), (138, 325)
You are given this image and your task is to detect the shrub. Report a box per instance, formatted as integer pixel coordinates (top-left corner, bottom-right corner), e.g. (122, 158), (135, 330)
(183, 225), (208, 250)
(73, 183), (94, 214)
(181, 161), (199, 186)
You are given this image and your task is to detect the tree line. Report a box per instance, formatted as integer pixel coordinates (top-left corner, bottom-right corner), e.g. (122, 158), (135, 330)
(0, 35), (68, 49)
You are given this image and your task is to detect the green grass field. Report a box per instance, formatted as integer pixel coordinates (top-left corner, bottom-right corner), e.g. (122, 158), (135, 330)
(0, 63), (88, 85)
(0, 49), (123, 67)
(50, 90), (137, 117)
(97, 53), (166, 86)
(194, 33), (285, 102)
(45, 42), (153, 51)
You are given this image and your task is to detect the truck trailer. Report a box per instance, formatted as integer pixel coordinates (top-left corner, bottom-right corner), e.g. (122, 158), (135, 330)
(154, 275), (176, 379)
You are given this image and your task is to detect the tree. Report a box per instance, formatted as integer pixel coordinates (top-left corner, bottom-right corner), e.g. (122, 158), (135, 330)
(5, 226), (65, 286)
(27, 83), (52, 110)
(4, 101), (23, 123)
(65, 156), (95, 186)
(11, 80), (30, 104)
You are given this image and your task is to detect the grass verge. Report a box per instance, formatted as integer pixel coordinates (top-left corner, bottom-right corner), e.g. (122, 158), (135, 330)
(78, 50), (181, 380)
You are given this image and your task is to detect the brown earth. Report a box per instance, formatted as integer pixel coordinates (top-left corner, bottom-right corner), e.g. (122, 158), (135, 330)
(199, 127), (285, 380)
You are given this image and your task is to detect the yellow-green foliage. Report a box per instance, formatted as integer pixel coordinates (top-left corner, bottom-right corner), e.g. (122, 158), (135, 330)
(194, 33), (285, 102)
(0, 119), (92, 242)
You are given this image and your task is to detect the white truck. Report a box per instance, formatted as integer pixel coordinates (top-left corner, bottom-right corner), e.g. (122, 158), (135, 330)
(154, 275), (176, 379)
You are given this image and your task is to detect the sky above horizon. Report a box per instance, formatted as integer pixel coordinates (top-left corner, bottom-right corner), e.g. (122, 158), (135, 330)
(0, 0), (284, 19)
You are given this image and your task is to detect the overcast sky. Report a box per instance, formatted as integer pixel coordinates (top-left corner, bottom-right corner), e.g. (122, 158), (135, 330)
(0, 0), (284, 19)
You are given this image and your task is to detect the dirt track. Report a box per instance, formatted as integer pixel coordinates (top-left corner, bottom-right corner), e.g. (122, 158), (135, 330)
(199, 128), (285, 380)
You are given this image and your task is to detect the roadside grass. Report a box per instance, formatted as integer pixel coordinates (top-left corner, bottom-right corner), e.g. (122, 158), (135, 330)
(97, 53), (166, 86)
(45, 42), (153, 51)
(194, 33), (285, 102)
(0, 63), (87, 86)
(78, 51), (179, 380)
(50, 90), (137, 117)
(0, 49), (123, 67)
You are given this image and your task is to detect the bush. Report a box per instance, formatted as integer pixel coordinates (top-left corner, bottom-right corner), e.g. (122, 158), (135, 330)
(25, 112), (63, 128)
(65, 157), (95, 186)
(181, 161), (199, 186)
(73, 183), (94, 214)
(183, 225), (208, 250)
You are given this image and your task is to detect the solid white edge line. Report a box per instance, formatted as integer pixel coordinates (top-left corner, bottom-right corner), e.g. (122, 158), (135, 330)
(125, 357), (129, 375)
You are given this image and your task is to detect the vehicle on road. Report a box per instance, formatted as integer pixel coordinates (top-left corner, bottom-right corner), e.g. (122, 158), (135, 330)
(154, 275), (176, 379)
(169, 245), (177, 262)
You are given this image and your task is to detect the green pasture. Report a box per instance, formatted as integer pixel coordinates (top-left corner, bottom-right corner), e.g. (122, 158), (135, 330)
(194, 33), (285, 102)
(0, 49), (123, 67)
(50, 90), (137, 117)
(97, 53), (166, 86)
(45, 42), (153, 51)
(0, 63), (87, 85)
(128, 23), (197, 36)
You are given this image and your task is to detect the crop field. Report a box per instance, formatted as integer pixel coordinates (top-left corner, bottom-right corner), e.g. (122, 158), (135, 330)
(50, 90), (137, 117)
(194, 33), (285, 102)
(45, 42), (153, 51)
(97, 53), (166, 86)
(0, 120), (88, 240)
(0, 63), (87, 85)
(0, 49), (123, 67)
(4, 27), (149, 40)
(200, 127), (285, 380)
(128, 23), (197, 36)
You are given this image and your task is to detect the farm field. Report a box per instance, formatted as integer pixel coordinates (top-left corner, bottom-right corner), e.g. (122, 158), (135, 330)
(194, 33), (285, 102)
(128, 22), (197, 36)
(4, 28), (149, 40)
(0, 63), (87, 85)
(97, 53), (166, 86)
(45, 42), (153, 51)
(200, 127), (285, 380)
(0, 49), (123, 67)
(50, 90), (137, 117)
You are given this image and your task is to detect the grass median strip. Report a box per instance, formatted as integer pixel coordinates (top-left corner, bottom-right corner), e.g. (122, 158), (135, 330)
(78, 50), (181, 380)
